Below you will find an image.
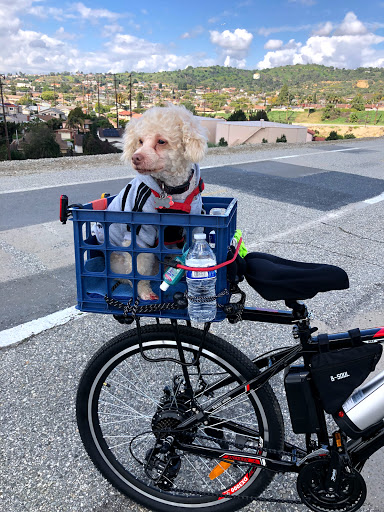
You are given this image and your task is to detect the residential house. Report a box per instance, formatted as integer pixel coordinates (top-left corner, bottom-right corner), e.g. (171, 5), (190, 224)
(55, 132), (73, 155)
(39, 107), (67, 120)
(98, 127), (124, 150)
(1, 103), (22, 115)
(55, 128), (77, 141)
(74, 133), (84, 154)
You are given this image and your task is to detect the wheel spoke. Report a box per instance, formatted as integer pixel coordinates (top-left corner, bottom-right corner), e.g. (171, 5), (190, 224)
(77, 326), (283, 510)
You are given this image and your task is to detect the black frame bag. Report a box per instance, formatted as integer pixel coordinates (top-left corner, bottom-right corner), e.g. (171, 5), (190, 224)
(311, 330), (382, 415)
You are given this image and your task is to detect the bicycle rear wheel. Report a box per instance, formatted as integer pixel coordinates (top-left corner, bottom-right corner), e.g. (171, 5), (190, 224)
(76, 324), (284, 512)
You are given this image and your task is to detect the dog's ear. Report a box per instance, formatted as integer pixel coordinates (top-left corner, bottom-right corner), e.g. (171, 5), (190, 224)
(182, 119), (207, 163)
(121, 119), (139, 164)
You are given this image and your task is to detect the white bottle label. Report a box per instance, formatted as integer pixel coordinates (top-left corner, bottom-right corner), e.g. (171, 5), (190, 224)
(186, 270), (216, 279)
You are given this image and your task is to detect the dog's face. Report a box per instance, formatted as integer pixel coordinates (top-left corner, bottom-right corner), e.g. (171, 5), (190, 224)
(122, 105), (207, 180)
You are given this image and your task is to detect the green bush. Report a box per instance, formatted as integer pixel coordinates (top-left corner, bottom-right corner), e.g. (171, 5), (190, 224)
(276, 134), (287, 143)
(326, 130), (343, 140)
(10, 149), (25, 160)
(218, 137), (228, 147)
(344, 133), (356, 139)
(262, 138), (268, 143)
(321, 105), (341, 121)
(349, 112), (359, 123)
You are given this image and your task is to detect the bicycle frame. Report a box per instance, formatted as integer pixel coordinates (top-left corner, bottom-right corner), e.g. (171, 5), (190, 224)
(170, 303), (384, 474)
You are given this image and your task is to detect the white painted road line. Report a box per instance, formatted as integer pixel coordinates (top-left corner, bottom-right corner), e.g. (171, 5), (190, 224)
(202, 146), (359, 169)
(0, 306), (87, 349)
(0, 146), (359, 195)
(364, 192), (384, 204)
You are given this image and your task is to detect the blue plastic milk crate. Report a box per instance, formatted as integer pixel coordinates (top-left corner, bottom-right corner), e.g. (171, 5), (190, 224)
(70, 196), (237, 321)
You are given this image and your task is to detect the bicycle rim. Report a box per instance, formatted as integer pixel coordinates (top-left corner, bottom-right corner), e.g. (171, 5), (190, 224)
(77, 326), (283, 511)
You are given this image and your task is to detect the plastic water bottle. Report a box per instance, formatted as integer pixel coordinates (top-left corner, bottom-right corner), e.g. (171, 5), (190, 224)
(208, 208), (222, 249)
(185, 233), (217, 322)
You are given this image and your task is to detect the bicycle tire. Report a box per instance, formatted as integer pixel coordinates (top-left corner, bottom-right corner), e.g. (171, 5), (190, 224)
(76, 324), (284, 512)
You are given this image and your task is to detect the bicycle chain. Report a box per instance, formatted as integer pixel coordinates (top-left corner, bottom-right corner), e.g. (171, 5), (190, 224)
(146, 428), (303, 504)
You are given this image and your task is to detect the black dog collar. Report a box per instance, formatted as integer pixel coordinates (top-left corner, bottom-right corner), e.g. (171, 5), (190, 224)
(156, 169), (194, 195)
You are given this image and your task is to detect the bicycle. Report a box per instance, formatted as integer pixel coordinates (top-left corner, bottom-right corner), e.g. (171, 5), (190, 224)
(75, 248), (384, 512)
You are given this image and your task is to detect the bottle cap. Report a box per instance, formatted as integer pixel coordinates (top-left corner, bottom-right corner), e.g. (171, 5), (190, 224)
(194, 233), (206, 240)
(160, 281), (170, 291)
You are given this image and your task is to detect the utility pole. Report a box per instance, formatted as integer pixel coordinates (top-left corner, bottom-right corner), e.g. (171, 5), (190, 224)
(129, 73), (132, 120)
(0, 75), (11, 161)
(97, 74), (100, 117)
(114, 73), (119, 128)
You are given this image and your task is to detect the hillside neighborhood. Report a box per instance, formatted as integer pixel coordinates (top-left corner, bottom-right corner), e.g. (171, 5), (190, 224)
(1, 66), (384, 160)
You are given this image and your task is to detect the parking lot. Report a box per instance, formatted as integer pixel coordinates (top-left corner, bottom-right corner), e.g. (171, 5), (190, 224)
(1, 139), (384, 511)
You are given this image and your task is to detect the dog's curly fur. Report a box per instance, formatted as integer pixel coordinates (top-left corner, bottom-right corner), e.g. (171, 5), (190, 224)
(110, 104), (207, 300)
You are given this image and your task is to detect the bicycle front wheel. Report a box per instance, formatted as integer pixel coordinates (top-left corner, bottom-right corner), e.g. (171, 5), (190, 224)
(76, 324), (284, 512)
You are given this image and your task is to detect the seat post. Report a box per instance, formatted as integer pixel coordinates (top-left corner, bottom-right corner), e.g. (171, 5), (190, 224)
(285, 300), (308, 320)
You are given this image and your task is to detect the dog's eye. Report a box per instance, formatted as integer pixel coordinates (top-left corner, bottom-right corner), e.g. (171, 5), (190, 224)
(157, 139), (166, 145)
(139, 139), (143, 145)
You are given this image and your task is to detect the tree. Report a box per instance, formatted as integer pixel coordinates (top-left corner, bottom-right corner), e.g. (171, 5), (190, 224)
(321, 104), (341, 121)
(41, 90), (58, 102)
(351, 94), (365, 111)
(228, 109), (247, 121)
(46, 117), (62, 130)
(248, 110), (269, 121)
(277, 84), (292, 106)
(23, 124), (61, 159)
(67, 107), (86, 131)
(136, 92), (145, 108)
(83, 132), (122, 155)
(90, 115), (114, 129)
(180, 101), (196, 115)
(177, 81), (188, 90)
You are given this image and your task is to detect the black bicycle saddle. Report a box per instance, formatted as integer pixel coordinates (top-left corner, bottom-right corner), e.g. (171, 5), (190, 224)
(243, 252), (349, 301)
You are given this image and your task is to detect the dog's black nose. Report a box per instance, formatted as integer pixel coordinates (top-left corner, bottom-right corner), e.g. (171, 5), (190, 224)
(132, 154), (143, 165)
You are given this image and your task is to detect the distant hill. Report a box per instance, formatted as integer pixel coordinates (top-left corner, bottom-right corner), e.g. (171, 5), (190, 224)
(123, 64), (384, 98)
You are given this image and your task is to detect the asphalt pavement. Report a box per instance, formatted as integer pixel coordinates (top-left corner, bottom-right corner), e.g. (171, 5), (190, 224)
(1, 139), (384, 512)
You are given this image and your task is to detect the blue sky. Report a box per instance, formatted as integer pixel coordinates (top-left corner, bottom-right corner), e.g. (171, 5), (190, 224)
(1, 0), (384, 74)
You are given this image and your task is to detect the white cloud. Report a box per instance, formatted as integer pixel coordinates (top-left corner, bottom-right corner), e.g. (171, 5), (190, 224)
(258, 12), (384, 69)
(224, 56), (246, 68)
(73, 2), (119, 21)
(0, 0), (215, 73)
(335, 11), (368, 36)
(312, 21), (333, 36)
(180, 26), (204, 39)
(102, 24), (124, 38)
(55, 27), (78, 41)
(264, 39), (283, 50)
(210, 28), (253, 67)
(258, 24), (312, 37)
(210, 28), (253, 52)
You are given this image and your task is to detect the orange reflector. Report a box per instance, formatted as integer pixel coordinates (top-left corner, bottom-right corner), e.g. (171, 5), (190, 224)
(335, 432), (342, 448)
(209, 461), (232, 480)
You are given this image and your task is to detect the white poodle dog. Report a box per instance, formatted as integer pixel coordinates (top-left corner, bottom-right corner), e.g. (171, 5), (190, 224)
(98, 104), (207, 301)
